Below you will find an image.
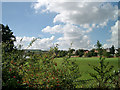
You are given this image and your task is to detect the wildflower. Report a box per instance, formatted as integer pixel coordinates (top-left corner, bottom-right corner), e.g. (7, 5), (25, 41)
(9, 68), (12, 72)
(43, 79), (46, 81)
(51, 85), (53, 88)
(52, 77), (55, 79)
(57, 84), (59, 86)
(17, 81), (20, 84)
(11, 60), (13, 64)
(36, 74), (38, 76)
(14, 62), (16, 65)
(57, 81), (59, 83)
(48, 80), (50, 83)
(55, 63), (57, 66)
(13, 76), (16, 78)
(31, 74), (33, 77)
(26, 81), (29, 84)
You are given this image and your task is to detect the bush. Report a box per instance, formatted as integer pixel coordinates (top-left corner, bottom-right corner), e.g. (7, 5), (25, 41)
(21, 47), (80, 89)
(84, 52), (92, 57)
(2, 42), (81, 89)
(88, 57), (120, 88)
(2, 43), (25, 89)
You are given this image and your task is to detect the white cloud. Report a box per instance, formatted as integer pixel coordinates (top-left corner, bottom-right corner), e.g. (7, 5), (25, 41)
(42, 25), (63, 34)
(14, 36), (35, 49)
(32, 1), (118, 49)
(103, 20), (119, 48)
(14, 36), (55, 50)
(42, 24), (92, 50)
(33, 1), (118, 26)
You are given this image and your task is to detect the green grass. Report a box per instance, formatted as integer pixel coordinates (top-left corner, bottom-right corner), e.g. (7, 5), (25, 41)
(54, 57), (119, 80)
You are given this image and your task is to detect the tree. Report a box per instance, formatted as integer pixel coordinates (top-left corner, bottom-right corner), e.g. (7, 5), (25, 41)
(79, 49), (84, 57)
(110, 45), (115, 55)
(85, 51), (92, 57)
(58, 50), (68, 57)
(75, 49), (84, 57)
(90, 49), (97, 56)
(103, 50), (111, 58)
(69, 49), (75, 54)
(89, 57), (120, 88)
(68, 48), (75, 58)
(95, 40), (103, 56)
(75, 50), (79, 56)
(0, 25), (2, 43)
(1, 24), (16, 52)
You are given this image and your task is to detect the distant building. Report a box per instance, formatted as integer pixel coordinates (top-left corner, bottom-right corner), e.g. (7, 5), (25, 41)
(73, 51), (76, 54)
(94, 50), (98, 53)
(115, 49), (118, 54)
(84, 50), (89, 54)
(106, 48), (110, 52)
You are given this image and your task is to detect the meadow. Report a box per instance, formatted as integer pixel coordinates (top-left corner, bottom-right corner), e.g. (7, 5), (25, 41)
(55, 57), (119, 80)
(2, 45), (120, 89)
(54, 57), (119, 88)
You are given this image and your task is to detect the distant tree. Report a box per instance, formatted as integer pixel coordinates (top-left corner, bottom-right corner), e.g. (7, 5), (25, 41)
(95, 40), (103, 56)
(103, 50), (111, 58)
(58, 50), (68, 57)
(78, 49), (84, 57)
(1, 24), (16, 52)
(75, 49), (84, 57)
(85, 52), (92, 57)
(75, 50), (79, 56)
(1, 24), (16, 43)
(110, 45), (115, 55)
(68, 48), (75, 57)
(0, 25), (1, 43)
(96, 40), (102, 49)
(54, 44), (59, 57)
(90, 49), (97, 57)
(115, 48), (120, 57)
(118, 48), (120, 56)
(69, 49), (75, 54)
(50, 44), (59, 58)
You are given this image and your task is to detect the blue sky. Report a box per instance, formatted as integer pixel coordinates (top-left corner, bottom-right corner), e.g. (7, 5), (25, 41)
(2, 2), (57, 37)
(2, 1), (119, 50)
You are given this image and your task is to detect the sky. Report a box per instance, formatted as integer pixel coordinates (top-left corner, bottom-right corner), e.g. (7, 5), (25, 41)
(2, 0), (120, 50)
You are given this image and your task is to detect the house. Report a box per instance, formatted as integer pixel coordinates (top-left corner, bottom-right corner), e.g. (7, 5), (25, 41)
(115, 49), (118, 54)
(84, 50), (89, 54)
(94, 50), (98, 53)
(72, 51), (76, 54)
(106, 48), (110, 52)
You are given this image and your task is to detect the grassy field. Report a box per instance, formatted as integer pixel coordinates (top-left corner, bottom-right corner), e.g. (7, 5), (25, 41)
(54, 57), (119, 80)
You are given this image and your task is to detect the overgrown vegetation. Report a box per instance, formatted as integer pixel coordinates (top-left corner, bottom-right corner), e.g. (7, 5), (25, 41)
(88, 57), (120, 88)
(88, 41), (120, 88)
(1, 24), (120, 89)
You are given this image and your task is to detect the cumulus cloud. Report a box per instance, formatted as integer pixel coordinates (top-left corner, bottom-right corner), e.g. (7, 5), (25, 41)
(42, 25), (63, 34)
(42, 24), (92, 50)
(32, 1), (118, 49)
(14, 36), (35, 49)
(103, 20), (120, 48)
(33, 1), (118, 26)
(14, 36), (55, 50)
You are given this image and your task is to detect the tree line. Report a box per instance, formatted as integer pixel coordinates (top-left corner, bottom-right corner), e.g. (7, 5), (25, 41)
(1, 24), (120, 58)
